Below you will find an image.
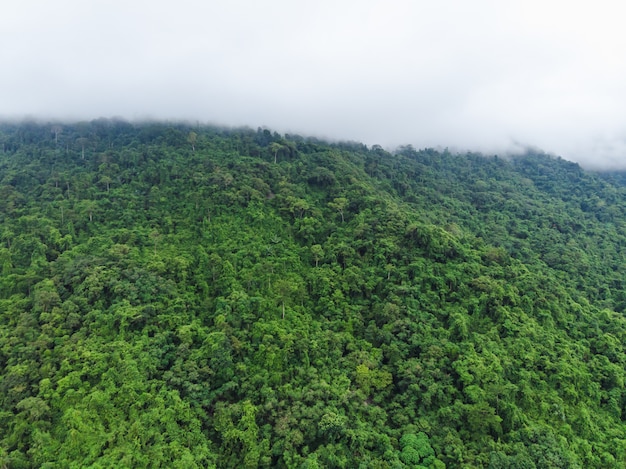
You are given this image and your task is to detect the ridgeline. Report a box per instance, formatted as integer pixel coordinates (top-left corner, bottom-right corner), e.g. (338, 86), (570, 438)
(2, 120), (626, 468)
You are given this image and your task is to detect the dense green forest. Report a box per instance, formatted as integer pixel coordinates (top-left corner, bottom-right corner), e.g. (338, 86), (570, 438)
(2, 119), (626, 468)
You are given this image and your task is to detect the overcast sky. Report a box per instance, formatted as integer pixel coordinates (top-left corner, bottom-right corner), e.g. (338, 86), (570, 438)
(2, 0), (626, 168)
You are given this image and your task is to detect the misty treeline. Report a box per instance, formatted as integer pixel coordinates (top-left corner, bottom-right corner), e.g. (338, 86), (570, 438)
(2, 119), (626, 467)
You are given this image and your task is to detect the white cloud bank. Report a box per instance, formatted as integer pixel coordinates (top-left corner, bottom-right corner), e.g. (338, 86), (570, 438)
(2, 0), (626, 168)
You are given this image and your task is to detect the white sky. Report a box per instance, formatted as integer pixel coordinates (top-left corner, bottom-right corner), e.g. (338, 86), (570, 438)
(2, 0), (626, 168)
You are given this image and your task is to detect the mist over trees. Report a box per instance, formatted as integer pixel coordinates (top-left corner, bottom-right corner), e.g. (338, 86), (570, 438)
(2, 119), (626, 467)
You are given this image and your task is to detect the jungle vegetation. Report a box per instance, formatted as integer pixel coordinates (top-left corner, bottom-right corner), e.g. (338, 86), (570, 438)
(2, 119), (626, 468)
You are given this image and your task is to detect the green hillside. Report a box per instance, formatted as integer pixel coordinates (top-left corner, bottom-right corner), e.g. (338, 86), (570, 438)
(2, 120), (626, 468)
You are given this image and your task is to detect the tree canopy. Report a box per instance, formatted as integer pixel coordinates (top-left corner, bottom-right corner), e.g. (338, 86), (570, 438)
(2, 120), (626, 467)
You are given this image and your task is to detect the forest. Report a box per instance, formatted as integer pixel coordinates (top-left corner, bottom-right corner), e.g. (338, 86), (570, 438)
(2, 119), (626, 468)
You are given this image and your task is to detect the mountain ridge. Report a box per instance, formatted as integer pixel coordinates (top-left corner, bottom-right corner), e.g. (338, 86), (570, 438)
(1, 119), (626, 468)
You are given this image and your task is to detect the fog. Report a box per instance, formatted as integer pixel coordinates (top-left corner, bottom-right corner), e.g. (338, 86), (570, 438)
(2, 0), (626, 169)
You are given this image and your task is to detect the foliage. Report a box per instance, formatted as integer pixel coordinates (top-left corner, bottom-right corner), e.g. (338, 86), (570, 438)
(1, 120), (626, 467)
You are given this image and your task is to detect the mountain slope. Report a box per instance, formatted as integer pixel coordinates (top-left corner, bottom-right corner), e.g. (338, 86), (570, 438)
(1, 120), (626, 468)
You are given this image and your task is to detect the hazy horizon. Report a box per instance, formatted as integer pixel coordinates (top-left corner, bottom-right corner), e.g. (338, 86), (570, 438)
(3, 1), (626, 169)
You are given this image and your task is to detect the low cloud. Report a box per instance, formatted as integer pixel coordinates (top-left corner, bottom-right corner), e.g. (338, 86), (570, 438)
(2, 0), (625, 169)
